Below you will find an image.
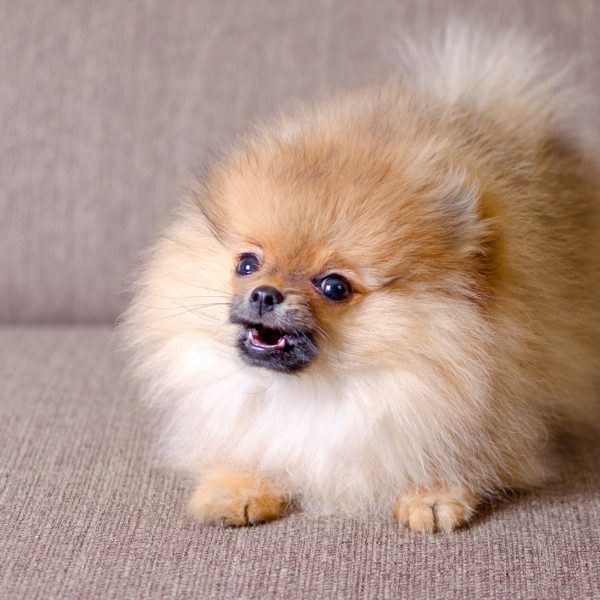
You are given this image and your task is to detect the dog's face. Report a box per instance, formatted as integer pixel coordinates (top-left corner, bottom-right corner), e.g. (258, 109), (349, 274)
(190, 123), (490, 375)
(228, 236), (365, 373)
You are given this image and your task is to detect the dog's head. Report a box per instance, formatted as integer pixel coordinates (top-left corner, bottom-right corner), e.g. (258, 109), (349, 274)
(182, 110), (492, 375)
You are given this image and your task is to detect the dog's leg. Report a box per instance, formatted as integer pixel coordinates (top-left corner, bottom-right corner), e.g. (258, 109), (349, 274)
(188, 467), (288, 526)
(395, 487), (480, 532)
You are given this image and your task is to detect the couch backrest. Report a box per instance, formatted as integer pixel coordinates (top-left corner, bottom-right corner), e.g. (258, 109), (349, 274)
(2, 0), (599, 323)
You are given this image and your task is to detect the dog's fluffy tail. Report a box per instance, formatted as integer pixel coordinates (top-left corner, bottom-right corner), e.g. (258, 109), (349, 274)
(391, 22), (575, 130)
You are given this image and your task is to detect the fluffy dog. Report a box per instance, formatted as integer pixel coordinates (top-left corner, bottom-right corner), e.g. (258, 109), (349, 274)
(122, 25), (600, 531)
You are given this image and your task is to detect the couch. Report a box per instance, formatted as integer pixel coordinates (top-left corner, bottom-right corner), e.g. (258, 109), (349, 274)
(1, 1), (599, 598)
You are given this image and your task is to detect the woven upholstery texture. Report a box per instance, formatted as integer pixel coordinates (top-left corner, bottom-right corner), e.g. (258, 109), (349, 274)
(1, 0), (599, 323)
(1, 327), (599, 599)
(2, 1), (600, 598)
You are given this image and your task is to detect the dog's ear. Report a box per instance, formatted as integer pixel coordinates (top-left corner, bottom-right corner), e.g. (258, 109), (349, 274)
(431, 165), (495, 262)
(183, 176), (229, 245)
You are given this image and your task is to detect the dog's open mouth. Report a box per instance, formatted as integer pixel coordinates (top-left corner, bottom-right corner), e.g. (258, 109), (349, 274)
(247, 325), (289, 351)
(235, 321), (317, 373)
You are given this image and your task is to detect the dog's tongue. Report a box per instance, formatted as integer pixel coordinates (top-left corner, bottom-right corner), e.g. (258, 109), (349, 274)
(250, 327), (287, 349)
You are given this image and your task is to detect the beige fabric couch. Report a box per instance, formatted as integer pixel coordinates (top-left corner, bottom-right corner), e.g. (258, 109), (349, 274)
(1, 1), (599, 598)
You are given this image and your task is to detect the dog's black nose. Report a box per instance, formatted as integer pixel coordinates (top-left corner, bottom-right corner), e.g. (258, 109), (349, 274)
(249, 285), (284, 316)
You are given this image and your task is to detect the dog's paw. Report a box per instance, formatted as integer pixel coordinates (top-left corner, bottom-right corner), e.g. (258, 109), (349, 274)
(395, 487), (479, 532)
(188, 468), (287, 527)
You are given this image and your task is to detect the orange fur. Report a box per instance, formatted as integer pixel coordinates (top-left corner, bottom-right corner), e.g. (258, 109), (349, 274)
(121, 25), (600, 531)
(188, 468), (287, 526)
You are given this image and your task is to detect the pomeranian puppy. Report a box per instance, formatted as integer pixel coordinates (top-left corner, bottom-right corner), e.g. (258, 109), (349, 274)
(122, 25), (600, 531)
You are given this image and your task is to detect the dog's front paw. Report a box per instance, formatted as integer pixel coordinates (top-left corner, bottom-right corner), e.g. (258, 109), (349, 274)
(395, 487), (479, 532)
(188, 468), (287, 526)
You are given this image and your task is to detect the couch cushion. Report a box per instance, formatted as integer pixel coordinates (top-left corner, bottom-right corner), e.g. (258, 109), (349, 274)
(2, 1), (600, 323)
(0, 326), (599, 598)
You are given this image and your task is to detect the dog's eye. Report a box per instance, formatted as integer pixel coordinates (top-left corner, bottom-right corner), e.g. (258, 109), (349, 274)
(315, 274), (352, 302)
(236, 253), (260, 276)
